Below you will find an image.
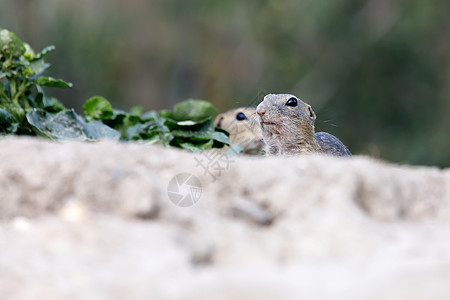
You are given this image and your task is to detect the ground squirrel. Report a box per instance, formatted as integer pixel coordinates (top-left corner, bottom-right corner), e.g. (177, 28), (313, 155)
(256, 94), (351, 156)
(214, 107), (264, 155)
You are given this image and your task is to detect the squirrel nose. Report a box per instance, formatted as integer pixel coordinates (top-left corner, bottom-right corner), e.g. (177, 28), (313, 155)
(257, 108), (266, 117)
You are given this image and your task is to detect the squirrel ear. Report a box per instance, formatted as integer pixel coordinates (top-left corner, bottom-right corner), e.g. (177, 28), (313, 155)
(307, 105), (316, 121)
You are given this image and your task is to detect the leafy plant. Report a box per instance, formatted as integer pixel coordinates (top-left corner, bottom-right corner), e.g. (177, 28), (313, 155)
(84, 96), (230, 151)
(0, 28), (114, 140)
(1, 29), (68, 133)
(0, 28), (229, 150)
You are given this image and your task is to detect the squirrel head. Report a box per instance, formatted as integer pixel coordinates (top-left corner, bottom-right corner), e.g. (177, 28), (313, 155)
(214, 107), (264, 154)
(256, 94), (316, 136)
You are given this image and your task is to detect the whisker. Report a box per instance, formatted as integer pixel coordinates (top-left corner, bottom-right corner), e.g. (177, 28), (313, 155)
(319, 120), (338, 127)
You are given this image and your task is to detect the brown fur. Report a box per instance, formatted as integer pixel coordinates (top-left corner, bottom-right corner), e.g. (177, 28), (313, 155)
(214, 107), (265, 155)
(256, 94), (351, 157)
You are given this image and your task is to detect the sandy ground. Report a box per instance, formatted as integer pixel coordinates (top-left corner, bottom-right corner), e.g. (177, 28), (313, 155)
(0, 137), (449, 299)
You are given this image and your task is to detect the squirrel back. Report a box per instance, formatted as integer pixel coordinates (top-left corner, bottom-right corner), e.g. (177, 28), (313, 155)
(315, 132), (352, 157)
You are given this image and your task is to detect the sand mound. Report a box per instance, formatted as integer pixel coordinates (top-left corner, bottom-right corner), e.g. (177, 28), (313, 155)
(0, 137), (449, 299)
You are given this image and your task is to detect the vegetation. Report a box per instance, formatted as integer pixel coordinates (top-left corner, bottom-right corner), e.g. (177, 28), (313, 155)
(1, 0), (450, 166)
(0, 29), (229, 150)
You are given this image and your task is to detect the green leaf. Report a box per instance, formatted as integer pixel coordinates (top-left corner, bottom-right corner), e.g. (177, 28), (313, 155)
(0, 81), (7, 98)
(215, 126), (230, 136)
(23, 43), (36, 60)
(126, 117), (170, 141)
(209, 131), (230, 144)
(0, 102), (25, 123)
(82, 119), (121, 140)
(129, 106), (144, 116)
(35, 76), (73, 88)
(43, 97), (66, 113)
(176, 120), (197, 126)
(32, 45), (55, 61)
(173, 99), (218, 121)
(26, 109), (120, 141)
(148, 133), (173, 145)
(126, 123), (156, 140)
(157, 109), (173, 119)
(29, 60), (50, 76)
(83, 96), (114, 120)
(0, 108), (18, 134)
(226, 144), (244, 155)
(164, 116), (212, 131)
(170, 119), (215, 138)
(168, 117), (230, 149)
(27, 109), (85, 140)
(103, 109), (127, 127)
(179, 140), (214, 152)
(111, 109), (128, 119)
(141, 110), (157, 121)
(0, 29), (26, 58)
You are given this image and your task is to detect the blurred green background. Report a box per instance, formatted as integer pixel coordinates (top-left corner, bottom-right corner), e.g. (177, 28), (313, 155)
(1, 0), (449, 166)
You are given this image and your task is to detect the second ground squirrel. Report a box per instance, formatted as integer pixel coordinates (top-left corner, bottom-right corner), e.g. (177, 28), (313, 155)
(256, 94), (351, 156)
(215, 107), (264, 155)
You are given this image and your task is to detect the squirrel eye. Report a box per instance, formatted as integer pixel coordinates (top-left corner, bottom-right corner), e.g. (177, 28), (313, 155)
(236, 112), (247, 121)
(285, 97), (298, 107)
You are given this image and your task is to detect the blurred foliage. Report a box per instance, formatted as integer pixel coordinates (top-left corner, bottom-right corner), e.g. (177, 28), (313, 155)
(0, 28), (229, 149)
(1, 0), (449, 166)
